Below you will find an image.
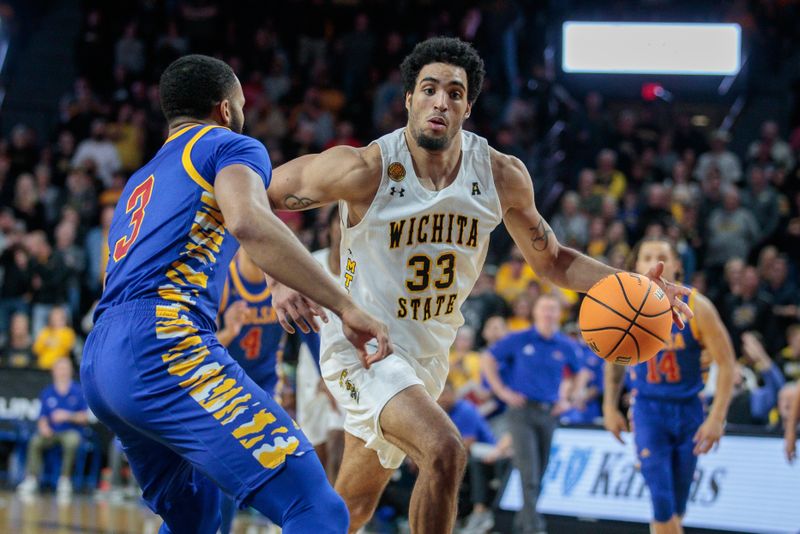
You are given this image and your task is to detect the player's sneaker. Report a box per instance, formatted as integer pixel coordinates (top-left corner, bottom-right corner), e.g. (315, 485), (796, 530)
(16, 475), (38, 501)
(56, 476), (73, 503)
(462, 509), (494, 534)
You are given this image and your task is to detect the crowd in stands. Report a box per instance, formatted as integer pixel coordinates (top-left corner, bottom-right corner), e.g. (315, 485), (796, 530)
(0, 0), (799, 525)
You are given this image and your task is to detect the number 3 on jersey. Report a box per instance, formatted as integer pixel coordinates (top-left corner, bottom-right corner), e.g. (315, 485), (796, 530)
(113, 175), (155, 262)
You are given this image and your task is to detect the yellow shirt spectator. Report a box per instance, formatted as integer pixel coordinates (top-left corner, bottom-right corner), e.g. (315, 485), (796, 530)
(448, 349), (482, 391)
(495, 247), (537, 304)
(34, 326), (76, 369)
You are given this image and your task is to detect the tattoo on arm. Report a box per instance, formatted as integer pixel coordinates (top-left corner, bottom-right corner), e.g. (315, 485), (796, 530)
(529, 218), (553, 252)
(283, 194), (317, 210)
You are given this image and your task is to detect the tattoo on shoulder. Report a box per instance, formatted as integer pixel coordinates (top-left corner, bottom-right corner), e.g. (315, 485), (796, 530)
(529, 218), (553, 252)
(283, 194), (317, 210)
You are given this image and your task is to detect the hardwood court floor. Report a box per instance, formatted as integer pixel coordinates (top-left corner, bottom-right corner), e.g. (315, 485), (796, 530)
(0, 490), (279, 534)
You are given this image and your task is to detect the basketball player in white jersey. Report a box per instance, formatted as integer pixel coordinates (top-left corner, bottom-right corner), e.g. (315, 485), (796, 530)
(266, 37), (693, 533)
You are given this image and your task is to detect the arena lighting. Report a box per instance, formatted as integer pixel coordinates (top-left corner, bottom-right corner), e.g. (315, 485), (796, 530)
(562, 22), (741, 75)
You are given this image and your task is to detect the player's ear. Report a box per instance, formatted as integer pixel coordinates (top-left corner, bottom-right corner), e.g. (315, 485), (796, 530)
(405, 92), (412, 113)
(213, 99), (232, 128)
(464, 100), (472, 120)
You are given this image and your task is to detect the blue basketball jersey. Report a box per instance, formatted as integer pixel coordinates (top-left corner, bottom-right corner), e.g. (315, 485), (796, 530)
(219, 259), (284, 393)
(96, 124), (272, 327)
(629, 290), (707, 400)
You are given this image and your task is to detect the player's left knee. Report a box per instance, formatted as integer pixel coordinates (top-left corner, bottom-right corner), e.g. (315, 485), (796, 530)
(426, 431), (467, 481)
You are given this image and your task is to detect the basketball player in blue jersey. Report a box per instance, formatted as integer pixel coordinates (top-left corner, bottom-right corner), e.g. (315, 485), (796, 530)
(263, 37), (694, 533)
(217, 249), (288, 396)
(603, 237), (735, 534)
(80, 55), (392, 534)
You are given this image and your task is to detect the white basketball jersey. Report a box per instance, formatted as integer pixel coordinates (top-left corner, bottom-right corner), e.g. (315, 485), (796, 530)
(321, 128), (503, 361)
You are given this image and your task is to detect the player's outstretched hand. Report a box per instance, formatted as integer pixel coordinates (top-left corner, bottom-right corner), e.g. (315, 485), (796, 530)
(644, 261), (693, 329)
(693, 417), (724, 455)
(340, 304), (393, 369)
(603, 406), (629, 445)
(223, 300), (248, 337)
(271, 282), (329, 334)
(785, 428), (797, 464)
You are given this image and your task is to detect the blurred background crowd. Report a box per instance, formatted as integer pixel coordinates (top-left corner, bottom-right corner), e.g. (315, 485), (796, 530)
(0, 0), (798, 523)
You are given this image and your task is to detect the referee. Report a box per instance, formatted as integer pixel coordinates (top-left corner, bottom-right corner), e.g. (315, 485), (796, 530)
(482, 294), (581, 534)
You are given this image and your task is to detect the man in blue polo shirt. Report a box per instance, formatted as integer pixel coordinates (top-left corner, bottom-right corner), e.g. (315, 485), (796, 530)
(482, 294), (581, 534)
(17, 357), (88, 502)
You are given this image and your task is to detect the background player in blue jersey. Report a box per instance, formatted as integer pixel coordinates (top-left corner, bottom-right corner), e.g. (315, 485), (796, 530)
(217, 249), (287, 396)
(603, 237), (735, 534)
(81, 55), (391, 534)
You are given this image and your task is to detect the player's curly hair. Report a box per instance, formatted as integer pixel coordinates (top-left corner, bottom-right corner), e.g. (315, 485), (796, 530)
(400, 37), (485, 104)
(159, 55), (238, 122)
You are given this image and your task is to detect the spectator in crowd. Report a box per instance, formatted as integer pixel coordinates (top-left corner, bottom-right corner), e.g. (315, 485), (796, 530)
(0, 243), (32, 338)
(726, 333), (786, 425)
(2, 312), (34, 368)
(550, 191), (588, 250)
(85, 203), (114, 296)
(13, 173), (46, 231)
(763, 255), (800, 336)
(495, 245), (537, 304)
(747, 120), (794, 171)
(26, 231), (69, 336)
(53, 220), (86, 318)
(449, 326), (482, 394)
(462, 270), (507, 346)
(16, 357), (88, 502)
(71, 119), (122, 187)
(506, 295), (533, 333)
(480, 315), (508, 350)
(722, 266), (777, 355)
(744, 165), (781, 242)
(695, 129), (742, 184)
(705, 186), (760, 271)
(482, 294), (580, 534)
(576, 168), (603, 216)
(32, 306), (76, 369)
(594, 149), (627, 201)
(114, 23), (145, 75)
(34, 164), (62, 227)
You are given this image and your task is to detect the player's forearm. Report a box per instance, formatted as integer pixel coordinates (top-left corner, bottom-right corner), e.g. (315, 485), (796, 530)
(233, 210), (354, 317)
(602, 362), (626, 410)
(545, 246), (620, 293)
(708, 358), (734, 423)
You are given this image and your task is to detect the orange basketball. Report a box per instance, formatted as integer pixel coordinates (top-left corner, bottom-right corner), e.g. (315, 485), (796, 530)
(579, 272), (673, 365)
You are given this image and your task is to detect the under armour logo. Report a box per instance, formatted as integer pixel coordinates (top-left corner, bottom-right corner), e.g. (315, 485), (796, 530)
(471, 182), (481, 195)
(390, 187), (405, 197)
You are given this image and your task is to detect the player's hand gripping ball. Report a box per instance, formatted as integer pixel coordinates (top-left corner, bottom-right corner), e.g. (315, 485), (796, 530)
(579, 272), (672, 365)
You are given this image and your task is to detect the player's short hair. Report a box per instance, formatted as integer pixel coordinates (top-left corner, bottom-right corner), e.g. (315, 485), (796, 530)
(400, 37), (485, 104)
(159, 55), (238, 122)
